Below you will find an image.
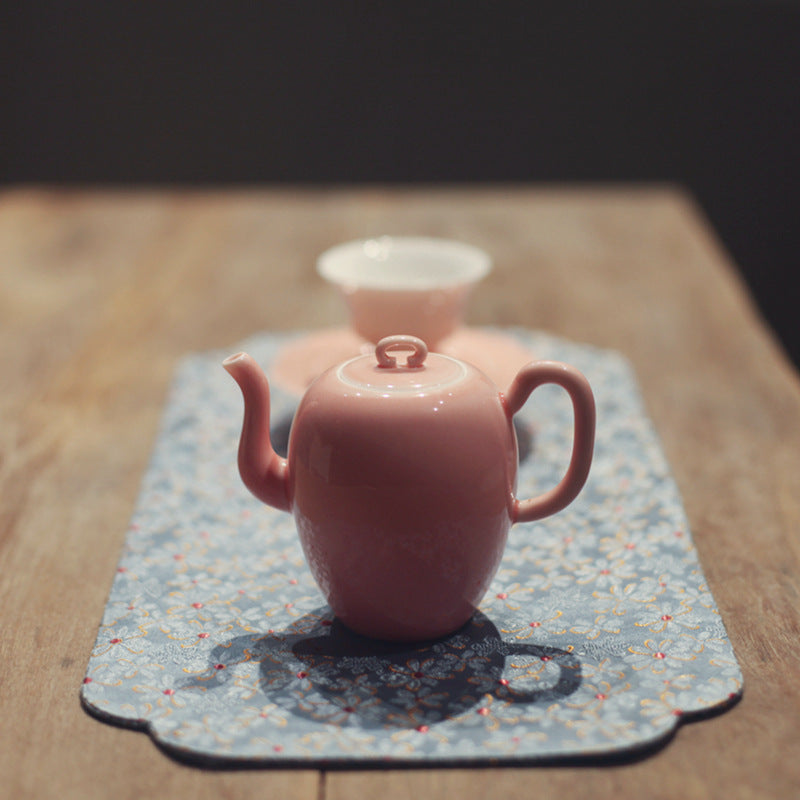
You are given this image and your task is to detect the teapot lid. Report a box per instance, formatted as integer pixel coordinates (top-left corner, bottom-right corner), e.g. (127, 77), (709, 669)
(337, 335), (468, 393)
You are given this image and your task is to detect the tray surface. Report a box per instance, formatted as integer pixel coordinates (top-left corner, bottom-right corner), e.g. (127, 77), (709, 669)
(81, 329), (742, 765)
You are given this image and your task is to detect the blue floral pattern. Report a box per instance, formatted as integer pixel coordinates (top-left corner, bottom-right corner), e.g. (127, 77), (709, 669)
(81, 330), (742, 764)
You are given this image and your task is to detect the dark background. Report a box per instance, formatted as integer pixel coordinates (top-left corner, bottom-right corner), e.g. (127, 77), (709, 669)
(2, 2), (798, 365)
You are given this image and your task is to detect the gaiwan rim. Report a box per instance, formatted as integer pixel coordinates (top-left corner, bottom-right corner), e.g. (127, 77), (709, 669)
(317, 235), (492, 291)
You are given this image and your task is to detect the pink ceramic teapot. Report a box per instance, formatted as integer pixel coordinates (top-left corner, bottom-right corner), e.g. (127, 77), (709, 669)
(224, 335), (595, 642)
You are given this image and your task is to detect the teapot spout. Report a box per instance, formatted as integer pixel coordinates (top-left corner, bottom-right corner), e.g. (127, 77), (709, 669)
(223, 352), (291, 513)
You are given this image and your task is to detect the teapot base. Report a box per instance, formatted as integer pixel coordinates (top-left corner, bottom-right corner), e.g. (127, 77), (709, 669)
(332, 607), (478, 644)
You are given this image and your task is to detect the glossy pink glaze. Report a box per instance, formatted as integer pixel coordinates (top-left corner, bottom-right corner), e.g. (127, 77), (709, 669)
(225, 335), (595, 642)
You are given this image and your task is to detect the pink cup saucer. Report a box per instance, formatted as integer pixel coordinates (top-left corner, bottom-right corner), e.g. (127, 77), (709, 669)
(438, 327), (537, 390)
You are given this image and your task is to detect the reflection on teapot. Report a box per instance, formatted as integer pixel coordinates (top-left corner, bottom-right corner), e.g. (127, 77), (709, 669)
(224, 335), (595, 642)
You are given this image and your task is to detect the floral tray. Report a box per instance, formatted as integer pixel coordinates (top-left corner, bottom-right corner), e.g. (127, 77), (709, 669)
(81, 329), (742, 765)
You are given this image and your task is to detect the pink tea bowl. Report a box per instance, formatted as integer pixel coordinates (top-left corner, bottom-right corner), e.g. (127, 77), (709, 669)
(224, 335), (595, 642)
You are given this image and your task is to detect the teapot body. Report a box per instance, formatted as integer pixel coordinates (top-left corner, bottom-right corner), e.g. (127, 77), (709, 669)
(287, 367), (517, 641)
(225, 334), (596, 643)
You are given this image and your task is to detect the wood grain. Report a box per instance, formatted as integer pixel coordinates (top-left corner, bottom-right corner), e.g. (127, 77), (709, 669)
(2, 186), (799, 799)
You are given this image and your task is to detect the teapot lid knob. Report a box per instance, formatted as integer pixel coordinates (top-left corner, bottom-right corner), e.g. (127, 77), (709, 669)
(375, 335), (428, 369)
(335, 333), (466, 392)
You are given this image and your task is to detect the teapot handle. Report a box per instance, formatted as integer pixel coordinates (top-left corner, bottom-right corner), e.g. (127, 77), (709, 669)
(505, 361), (596, 523)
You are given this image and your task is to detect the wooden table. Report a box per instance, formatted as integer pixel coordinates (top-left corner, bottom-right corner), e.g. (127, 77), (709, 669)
(2, 186), (799, 799)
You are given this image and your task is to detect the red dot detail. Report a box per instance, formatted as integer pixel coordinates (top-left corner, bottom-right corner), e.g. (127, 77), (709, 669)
(496, 592), (508, 599)
(273, 744), (283, 752)
(214, 663), (225, 670)
(289, 578), (298, 585)
(83, 677), (92, 684)
(192, 602), (204, 609)
(416, 725), (429, 733)
(321, 620), (332, 626)
(198, 633), (209, 639)
(625, 543), (636, 550)
(600, 569), (611, 575)
(110, 638), (121, 644)
(529, 621), (541, 628)
(173, 554), (184, 560)
(117, 567), (127, 573)
(343, 706), (354, 713)
(477, 707), (490, 716)
(540, 655), (552, 662)
(296, 671), (308, 679)
(163, 689), (175, 695)
(672, 709), (683, 716)
(498, 678), (509, 686)
(595, 693), (607, 700)
(654, 652), (667, 659)
(413, 671), (424, 679)
(661, 614), (673, 621)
